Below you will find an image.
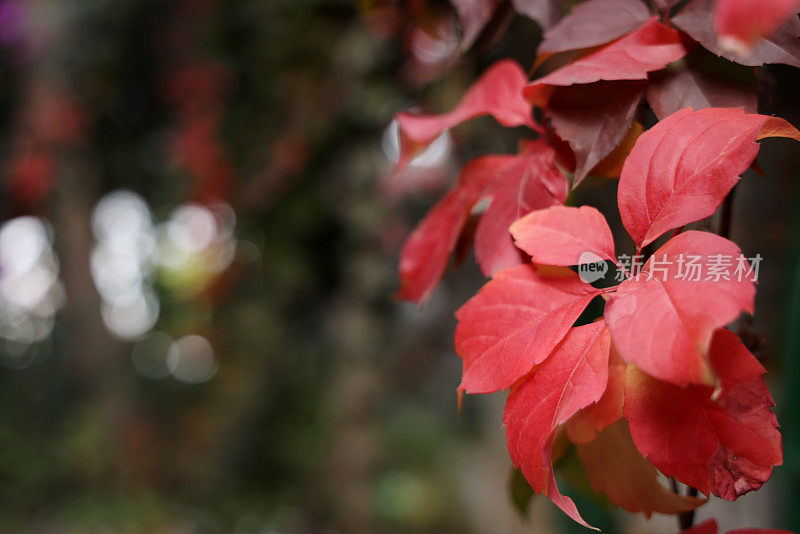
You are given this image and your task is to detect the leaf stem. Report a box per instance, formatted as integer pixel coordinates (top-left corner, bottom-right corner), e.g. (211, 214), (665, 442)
(677, 486), (699, 530)
(719, 187), (736, 239)
(670, 478), (698, 530)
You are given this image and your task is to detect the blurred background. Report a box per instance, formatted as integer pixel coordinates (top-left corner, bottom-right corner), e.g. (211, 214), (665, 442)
(0, 0), (799, 533)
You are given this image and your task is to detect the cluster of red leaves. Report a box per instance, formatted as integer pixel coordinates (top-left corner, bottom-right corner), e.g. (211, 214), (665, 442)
(393, 0), (800, 529)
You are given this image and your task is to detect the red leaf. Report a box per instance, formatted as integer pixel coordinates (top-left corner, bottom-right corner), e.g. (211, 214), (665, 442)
(646, 62), (758, 120)
(566, 347), (626, 443)
(714, 0), (800, 55)
(730, 529), (795, 534)
(395, 60), (538, 170)
(605, 231), (755, 386)
(590, 119), (645, 178)
(673, 0), (800, 67)
(654, 0), (683, 11)
(504, 322), (611, 528)
(524, 18), (689, 91)
(511, 0), (567, 30)
(686, 519), (794, 534)
(685, 520), (720, 534)
(510, 205), (616, 266)
(619, 107), (800, 248)
(450, 0), (504, 49)
(455, 265), (599, 393)
(546, 80), (646, 185)
(625, 329), (782, 500)
(397, 141), (569, 303)
(577, 419), (706, 515)
(538, 0), (651, 54)
(397, 156), (515, 304)
(474, 140), (568, 276)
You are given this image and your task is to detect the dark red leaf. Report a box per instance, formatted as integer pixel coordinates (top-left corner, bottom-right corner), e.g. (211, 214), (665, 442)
(625, 329), (782, 500)
(538, 0), (652, 54)
(546, 80), (646, 186)
(646, 62), (757, 120)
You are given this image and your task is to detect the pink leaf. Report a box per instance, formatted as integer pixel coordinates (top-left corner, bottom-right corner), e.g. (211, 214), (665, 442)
(626, 329), (782, 500)
(455, 265), (599, 393)
(504, 322), (611, 528)
(619, 107), (799, 248)
(605, 231), (755, 386)
(714, 0), (800, 55)
(395, 60), (538, 170)
(538, 0), (652, 54)
(525, 18), (689, 91)
(510, 205), (616, 266)
(673, 0), (800, 67)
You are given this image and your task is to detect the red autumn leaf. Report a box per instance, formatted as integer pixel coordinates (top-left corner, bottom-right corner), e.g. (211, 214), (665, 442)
(538, 0), (652, 54)
(397, 140), (568, 303)
(546, 80), (646, 186)
(566, 347), (626, 443)
(626, 329), (782, 500)
(714, 0), (800, 55)
(619, 107), (800, 248)
(450, 0), (504, 49)
(654, 0), (683, 11)
(504, 322), (611, 528)
(511, 0), (567, 30)
(684, 519), (795, 534)
(576, 419), (706, 516)
(684, 521), (720, 534)
(509, 205), (616, 266)
(646, 61), (757, 120)
(605, 231), (755, 386)
(524, 18), (689, 93)
(395, 60), (539, 170)
(473, 140), (568, 276)
(673, 0), (800, 67)
(730, 529), (795, 534)
(590, 119), (645, 178)
(397, 156), (515, 304)
(455, 264), (600, 393)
